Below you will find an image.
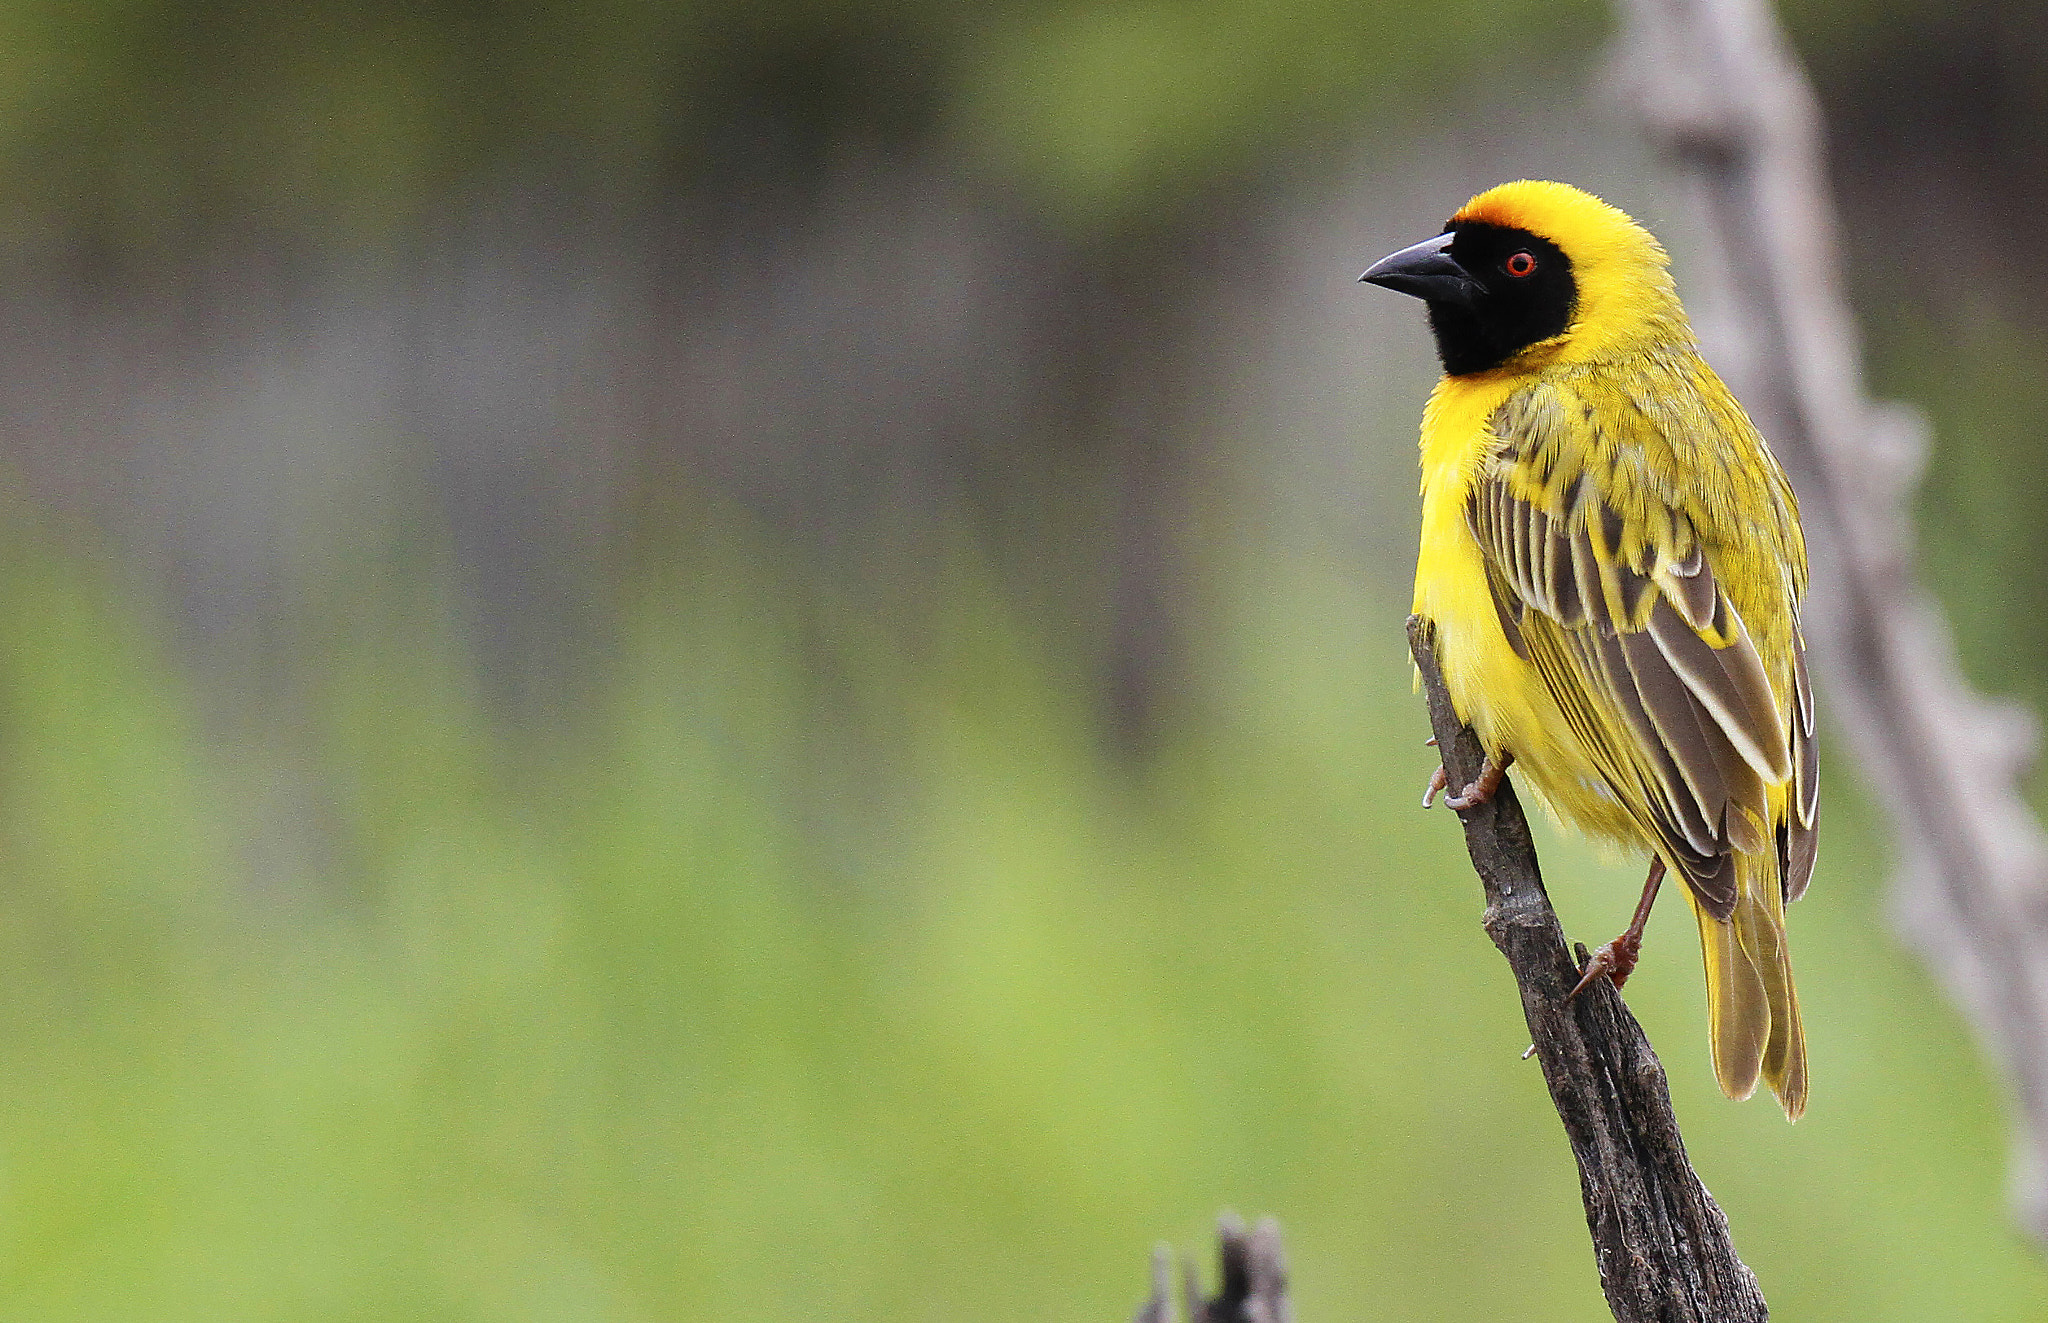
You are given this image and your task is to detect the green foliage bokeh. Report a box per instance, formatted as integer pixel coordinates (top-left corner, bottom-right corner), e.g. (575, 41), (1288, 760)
(0, 490), (2033, 1317)
(0, 0), (1614, 240)
(0, 0), (2030, 1317)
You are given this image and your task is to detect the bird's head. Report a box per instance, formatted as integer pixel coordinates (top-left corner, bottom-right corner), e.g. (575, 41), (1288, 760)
(1361, 180), (1687, 377)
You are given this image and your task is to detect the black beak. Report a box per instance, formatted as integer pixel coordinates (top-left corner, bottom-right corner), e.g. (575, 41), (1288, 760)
(1359, 233), (1485, 308)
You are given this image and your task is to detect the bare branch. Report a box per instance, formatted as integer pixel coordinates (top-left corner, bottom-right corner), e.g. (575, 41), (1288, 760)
(1614, 0), (2048, 1245)
(1407, 614), (1767, 1323)
(1135, 1215), (1292, 1323)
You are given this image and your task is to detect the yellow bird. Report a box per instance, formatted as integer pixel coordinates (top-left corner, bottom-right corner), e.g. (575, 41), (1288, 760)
(1362, 181), (1816, 1118)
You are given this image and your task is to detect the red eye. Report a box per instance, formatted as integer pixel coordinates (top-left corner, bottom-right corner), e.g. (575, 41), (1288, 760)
(1505, 251), (1537, 278)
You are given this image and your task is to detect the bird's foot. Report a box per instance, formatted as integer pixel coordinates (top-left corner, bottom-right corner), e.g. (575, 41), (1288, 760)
(1567, 930), (1645, 1002)
(1424, 751), (1510, 810)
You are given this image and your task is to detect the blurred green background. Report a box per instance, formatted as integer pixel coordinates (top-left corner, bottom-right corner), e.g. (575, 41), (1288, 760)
(0, 0), (2036, 1318)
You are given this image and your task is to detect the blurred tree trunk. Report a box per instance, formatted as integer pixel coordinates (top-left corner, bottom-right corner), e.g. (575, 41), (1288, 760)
(1617, 0), (2048, 1247)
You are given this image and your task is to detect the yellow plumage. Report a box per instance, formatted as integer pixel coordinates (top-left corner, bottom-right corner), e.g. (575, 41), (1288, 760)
(1385, 181), (1816, 1118)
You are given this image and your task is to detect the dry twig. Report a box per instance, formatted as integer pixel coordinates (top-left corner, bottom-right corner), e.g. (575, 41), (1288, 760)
(1407, 614), (1767, 1322)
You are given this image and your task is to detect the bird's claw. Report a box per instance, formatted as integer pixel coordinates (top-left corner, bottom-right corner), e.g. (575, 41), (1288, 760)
(1430, 753), (1508, 810)
(1442, 778), (1491, 810)
(1567, 932), (1644, 1002)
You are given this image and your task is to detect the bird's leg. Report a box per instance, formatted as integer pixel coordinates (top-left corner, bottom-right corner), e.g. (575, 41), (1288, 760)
(1441, 749), (1513, 810)
(1568, 857), (1667, 1001)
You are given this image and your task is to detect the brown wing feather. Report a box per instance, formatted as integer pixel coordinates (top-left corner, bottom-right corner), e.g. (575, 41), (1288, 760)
(1783, 643), (1819, 901)
(1468, 470), (1795, 919)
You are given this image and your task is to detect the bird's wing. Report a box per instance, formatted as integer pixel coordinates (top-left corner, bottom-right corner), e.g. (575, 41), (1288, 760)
(1469, 376), (1812, 916)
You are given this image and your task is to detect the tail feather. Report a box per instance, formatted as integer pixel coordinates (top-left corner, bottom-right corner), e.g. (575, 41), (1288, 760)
(1747, 858), (1808, 1120)
(1694, 891), (1767, 1102)
(1691, 851), (1806, 1119)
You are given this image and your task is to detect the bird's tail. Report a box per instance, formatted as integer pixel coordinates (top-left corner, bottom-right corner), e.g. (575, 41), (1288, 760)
(1692, 851), (1807, 1120)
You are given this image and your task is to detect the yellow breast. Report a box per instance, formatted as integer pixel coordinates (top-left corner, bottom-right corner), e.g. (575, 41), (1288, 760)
(1411, 372), (1638, 845)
